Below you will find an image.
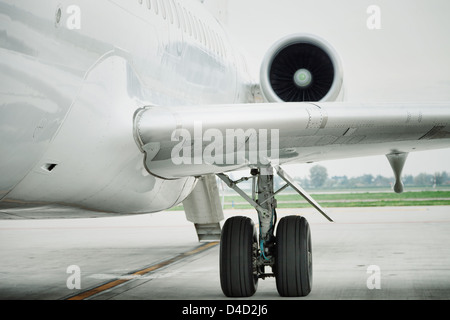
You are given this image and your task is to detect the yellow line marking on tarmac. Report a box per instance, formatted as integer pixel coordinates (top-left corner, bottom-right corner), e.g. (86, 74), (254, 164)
(66, 241), (219, 300)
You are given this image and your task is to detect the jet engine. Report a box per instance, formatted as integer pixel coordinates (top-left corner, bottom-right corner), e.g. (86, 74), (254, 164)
(260, 34), (343, 102)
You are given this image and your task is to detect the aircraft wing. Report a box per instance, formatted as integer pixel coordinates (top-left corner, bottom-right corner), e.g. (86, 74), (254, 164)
(134, 101), (450, 179)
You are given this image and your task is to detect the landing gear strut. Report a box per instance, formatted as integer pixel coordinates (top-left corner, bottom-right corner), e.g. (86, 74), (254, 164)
(218, 166), (332, 297)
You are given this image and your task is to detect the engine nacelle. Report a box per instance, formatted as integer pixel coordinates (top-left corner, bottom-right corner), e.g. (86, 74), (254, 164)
(260, 34), (343, 102)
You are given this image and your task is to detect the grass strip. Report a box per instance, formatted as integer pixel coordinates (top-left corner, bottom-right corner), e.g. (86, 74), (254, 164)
(169, 191), (450, 211)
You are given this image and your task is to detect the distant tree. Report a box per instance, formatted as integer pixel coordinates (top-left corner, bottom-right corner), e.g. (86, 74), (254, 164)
(360, 174), (374, 186)
(296, 167), (449, 190)
(435, 171), (448, 186)
(329, 175), (349, 188)
(309, 165), (328, 188)
(414, 173), (434, 186)
(373, 175), (392, 187)
(403, 174), (414, 186)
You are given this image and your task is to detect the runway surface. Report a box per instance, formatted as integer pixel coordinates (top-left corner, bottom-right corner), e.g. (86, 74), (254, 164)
(1, 206), (450, 300)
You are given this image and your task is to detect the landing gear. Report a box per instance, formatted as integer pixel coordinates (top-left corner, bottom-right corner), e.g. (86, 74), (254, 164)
(218, 166), (331, 298)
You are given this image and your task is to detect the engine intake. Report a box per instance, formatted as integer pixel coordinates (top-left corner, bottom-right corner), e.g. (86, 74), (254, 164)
(260, 34), (343, 102)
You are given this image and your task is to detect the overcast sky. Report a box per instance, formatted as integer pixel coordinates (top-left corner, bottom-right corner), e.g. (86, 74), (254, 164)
(209, 0), (450, 178)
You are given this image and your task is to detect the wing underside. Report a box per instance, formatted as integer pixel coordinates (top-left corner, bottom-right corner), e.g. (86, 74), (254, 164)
(133, 102), (450, 179)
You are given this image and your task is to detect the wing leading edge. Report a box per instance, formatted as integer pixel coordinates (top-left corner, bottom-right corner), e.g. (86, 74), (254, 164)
(133, 102), (450, 179)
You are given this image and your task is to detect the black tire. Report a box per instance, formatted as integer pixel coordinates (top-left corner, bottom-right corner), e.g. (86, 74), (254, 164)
(220, 216), (258, 297)
(275, 215), (312, 297)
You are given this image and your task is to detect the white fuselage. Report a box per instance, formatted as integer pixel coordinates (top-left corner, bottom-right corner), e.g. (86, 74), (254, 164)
(0, 0), (252, 214)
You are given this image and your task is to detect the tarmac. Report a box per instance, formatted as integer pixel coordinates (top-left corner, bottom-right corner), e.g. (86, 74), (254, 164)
(1, 206), (450, 301)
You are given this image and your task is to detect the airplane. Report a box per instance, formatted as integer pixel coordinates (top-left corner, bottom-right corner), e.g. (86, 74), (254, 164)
(1, 0), (450, 298)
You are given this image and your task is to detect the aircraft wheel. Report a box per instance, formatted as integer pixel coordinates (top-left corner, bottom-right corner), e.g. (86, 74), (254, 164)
(220, 216), (258, 297)
(275, 215), (312, 297)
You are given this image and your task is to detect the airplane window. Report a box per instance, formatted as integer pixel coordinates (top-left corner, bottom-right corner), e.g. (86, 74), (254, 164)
(146, 0), (151, 10)
(159, 0), (166, 20)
